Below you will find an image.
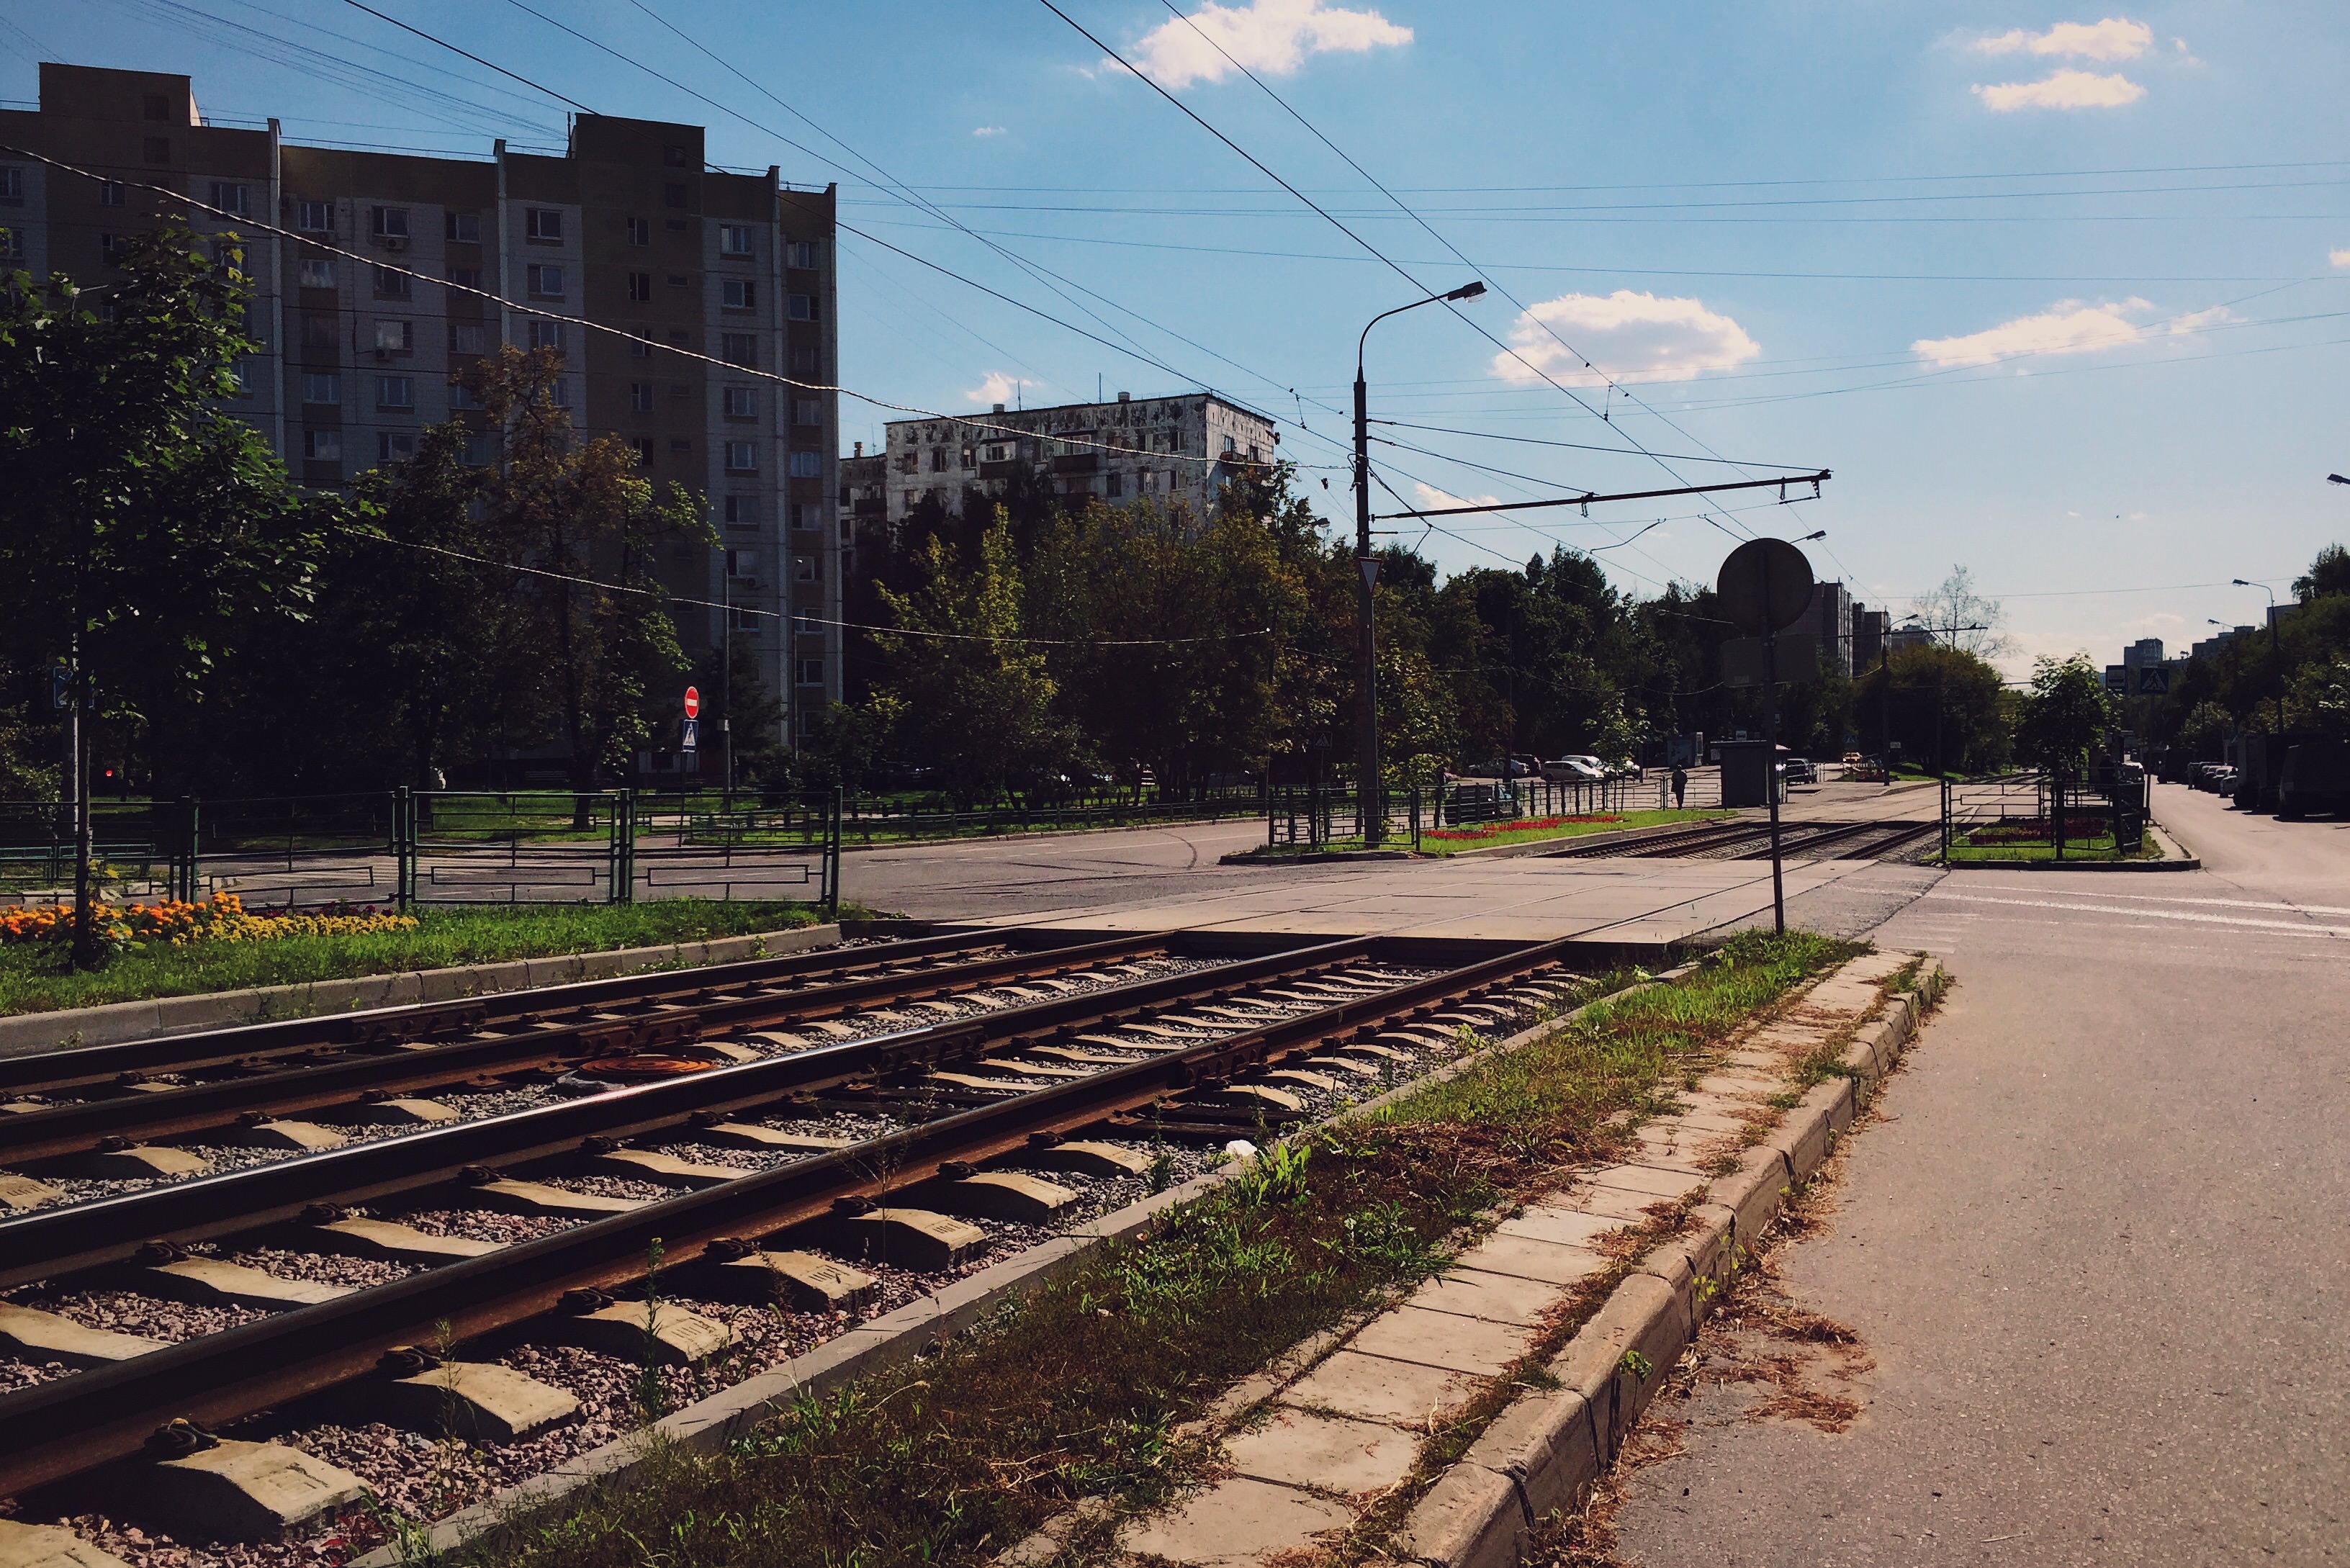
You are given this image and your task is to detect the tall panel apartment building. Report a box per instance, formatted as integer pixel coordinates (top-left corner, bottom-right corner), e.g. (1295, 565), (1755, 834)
(0, 63), (843, 752)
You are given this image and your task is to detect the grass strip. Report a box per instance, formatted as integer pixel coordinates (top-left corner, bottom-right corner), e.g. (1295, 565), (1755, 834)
(0, 899), (841, 1018)
(446, 929), (1858, 1568)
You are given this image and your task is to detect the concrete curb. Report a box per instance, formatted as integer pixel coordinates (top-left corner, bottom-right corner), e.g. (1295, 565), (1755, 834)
(354, 964), (1694, 1567)
(0, 924), (841, 1060)
(1215, 849), (1415, 866)
(1392, 956), (1948, 1568)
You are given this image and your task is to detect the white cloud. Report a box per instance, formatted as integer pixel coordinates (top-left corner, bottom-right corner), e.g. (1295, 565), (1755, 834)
(966, 371), (1037, 406)
(1973, 17), (2152, 60)
(1912, 298), (2237, 368)
(1972, 68), (2146, 110)
(1489, 291), (1761, 386)
(1412, 481), (1501, 513)
(1123, 0), (1411, 90)
(2331, 248), (2350, 269)
(972, 125), (1007, 138)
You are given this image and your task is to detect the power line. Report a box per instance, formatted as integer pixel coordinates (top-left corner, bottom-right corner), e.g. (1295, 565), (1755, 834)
(1372, 418), (1819, 470)
(338, 0), (590, 112)
(1376, 472), (1831, 522)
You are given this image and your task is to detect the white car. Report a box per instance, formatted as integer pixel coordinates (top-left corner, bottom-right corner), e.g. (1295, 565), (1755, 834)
(1542, 755), (1608, 784)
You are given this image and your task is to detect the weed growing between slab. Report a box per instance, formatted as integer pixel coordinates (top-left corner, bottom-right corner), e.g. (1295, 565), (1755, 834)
(454, 931), (1857, 1568)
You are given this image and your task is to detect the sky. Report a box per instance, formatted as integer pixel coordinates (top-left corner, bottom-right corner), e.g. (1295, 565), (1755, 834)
(6, 0), (2349, 676)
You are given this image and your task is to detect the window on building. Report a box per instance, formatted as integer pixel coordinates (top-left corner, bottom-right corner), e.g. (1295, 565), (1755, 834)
(790, 345), (817, 376)
(726, 441), (759, 473)
(449, 266), (481, 289)
(787, 240), (818, 270)
(143, 92), (170, 121)
(721, 279), (756, 311)
(372, 265), (411, 299)
(294, 199), (330, 231)
(449, 382), (481, 410)
(526, 263), (564, 297)
(374, 319), (413, 353)
(723, 495), (757, 529)
(228, 360), (251, 396)
(663, 182), (688, 209)
(626, 215), (650, 245)
(629, 338), (651, 359)
(525, 207), (562, 243)
(720, 332), (757, 367)
(794, 657), (824, 688)
(793, 398), (821, 427)
(464, 434), (497, 467)
(208, 181), (248, 215)
(302, 315), (337, 350)
(444, 212), (480, 243)
(789, 501), (819, 531)
(667, 273), (689, 288)
(99, 181), (125, 207)
(378, 431), (418, 464)
(98, 232), (128, 263)
(632, 437), (654, 467)
(528, 320), (565, 353)
(720, 223), (755, 258)
(788, 450), (822, 479)
(143, 137), (169, 164)
(0, 227), (22, 264)
(549, 379), (571, 408)
(626, 271), (652, 302)
(927, 448), (945, 474)
(0, 166), (24, 202)
(297, 258), (336, 289)
(670, 438), (692, 454)
(376, 374), (413, 410)
(793, 555), (819, 582)
(787, 293), (817, 321)
(371, 206), (409, 239)
(1105, 471), (1123, 499)
(303, 428), (341, 461)
(450, 323), (487, 356)
(629, 382), (655, 413)
(724, 386), (756, 420)
(301, 371), (338, 405)
(725, 548), (757, 580)
(1220, 433), (1235, 454)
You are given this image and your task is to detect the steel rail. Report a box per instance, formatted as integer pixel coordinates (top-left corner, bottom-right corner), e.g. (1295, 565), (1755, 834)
(0, 932), (1180, 1164)
(0, 937), (1375, 1289)
(0, 929), (1035, 1098)
(1734, 819), (1940, 860)
(0, 932), (1574, 1502)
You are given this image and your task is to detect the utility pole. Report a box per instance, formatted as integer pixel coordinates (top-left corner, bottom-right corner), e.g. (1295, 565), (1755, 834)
(1355, 281), (1484, 844)
(2232, 579), (2282, 736)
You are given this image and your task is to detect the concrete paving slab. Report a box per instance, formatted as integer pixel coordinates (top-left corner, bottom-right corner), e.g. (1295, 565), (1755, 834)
(1452, 1233), (1610, 1288)
(1280, 1347), (1479, 1428)
(0, 1521), (132, 1568)
(1497, 1202), (1624, 1251)
(1407, 1266), (1566, 1327)
(1115, 1475), (1351, 1566)
(0, 1302), (166, 1367)
(1349, 1304), (1534, 1376)
(1545, 1181), (1668, 1222)
(1225, 1407), (1420, 1494)
(1585, 1162), (1711, 1204)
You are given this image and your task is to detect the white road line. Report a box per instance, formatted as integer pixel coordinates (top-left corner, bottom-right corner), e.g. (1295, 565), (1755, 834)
(1924, 889), (2350, 940)
(1948, 880), (2350, 919)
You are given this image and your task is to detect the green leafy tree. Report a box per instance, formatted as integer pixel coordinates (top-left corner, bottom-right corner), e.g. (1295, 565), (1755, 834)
(0, 225), (333, 797)
(1854, 644), (2010, 774)
(2294, 544), (2350, 603)
(2012, 654), (2116, 778)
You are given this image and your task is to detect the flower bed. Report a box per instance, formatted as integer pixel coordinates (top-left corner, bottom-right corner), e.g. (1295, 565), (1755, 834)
(1965, 816), (2110, 846)
(0, 892), (418, 950)
(1424, 814), (1622, 843)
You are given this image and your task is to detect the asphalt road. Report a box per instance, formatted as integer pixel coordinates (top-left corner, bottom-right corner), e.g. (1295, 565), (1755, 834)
(1611, 785), (2350, 1566)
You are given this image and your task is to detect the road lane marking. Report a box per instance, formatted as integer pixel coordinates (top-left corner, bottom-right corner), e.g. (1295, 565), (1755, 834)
(1923, 889), (2350, 939)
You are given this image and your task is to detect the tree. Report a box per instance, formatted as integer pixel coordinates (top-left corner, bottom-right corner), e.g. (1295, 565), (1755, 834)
(2012, 654), (2115, 778)
(872, 508), (1077, 806)
(467, 348), (706, 815)
(2294, 543), (2350, 603)
(0, 226), (334, 796)
(1855, 644), (2010, 774)
(688, 634), (787, 792)
(1909, 564), (2012, 661)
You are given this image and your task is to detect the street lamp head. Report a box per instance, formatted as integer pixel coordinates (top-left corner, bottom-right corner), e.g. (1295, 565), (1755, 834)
(1796, 529), (1827, 541)
(2207, 618), (2225, 627)
(2231, 578), (2251, 586)
(1444, 281), (1487, 302)
(2330, 473), (2350, 486)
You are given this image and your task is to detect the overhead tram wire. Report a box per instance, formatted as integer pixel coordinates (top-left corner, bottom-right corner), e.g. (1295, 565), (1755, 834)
(1140, 0), (1790, 535)
(339, 0), (591, 112)
(0, 145), (1289, 475)
(1371, 418), (1822, 469)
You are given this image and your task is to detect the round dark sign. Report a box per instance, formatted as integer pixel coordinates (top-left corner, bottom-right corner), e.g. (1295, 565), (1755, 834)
(1715, 539), (1815, 636)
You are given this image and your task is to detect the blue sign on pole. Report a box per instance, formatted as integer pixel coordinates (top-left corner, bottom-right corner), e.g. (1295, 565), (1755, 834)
(2136, 667), (2170, 695)
(681, 718), (699, 750)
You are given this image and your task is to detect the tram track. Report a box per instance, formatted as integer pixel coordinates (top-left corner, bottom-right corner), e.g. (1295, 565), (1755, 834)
(1549, 816), (1940, 862)
(0, 930), (1598, 1535)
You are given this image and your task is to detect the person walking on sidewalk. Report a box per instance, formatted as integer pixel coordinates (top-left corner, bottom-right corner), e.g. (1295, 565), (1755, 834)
(1670, 765), (1688, 809)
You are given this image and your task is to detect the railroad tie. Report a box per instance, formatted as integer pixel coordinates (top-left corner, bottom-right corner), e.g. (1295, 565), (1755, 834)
(0, 1173), (64, 1212)
(0, 1302), (167, 1369)
(307, 1217), (497, 1266)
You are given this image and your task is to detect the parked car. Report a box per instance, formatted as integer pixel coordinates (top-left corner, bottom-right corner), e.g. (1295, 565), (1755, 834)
(1841, 751), (1863, 765)
(1783, 757), (1818, 785)
(1542, 755), (1608, 784)
(2278, 741), (2350, 818)
(2195, 765), (2238, 793)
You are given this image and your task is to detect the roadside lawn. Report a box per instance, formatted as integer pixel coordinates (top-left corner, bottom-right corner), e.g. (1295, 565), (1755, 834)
(451, 929), (1863, 1568)
(1944, 834), (2159, 863)
(0, 899), (842, 1017)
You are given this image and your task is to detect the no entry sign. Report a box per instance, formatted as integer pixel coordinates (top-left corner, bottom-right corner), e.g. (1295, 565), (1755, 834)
(683, 685), (701, 719)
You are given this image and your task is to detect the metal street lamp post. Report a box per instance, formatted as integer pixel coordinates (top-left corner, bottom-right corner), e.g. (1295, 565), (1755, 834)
(2232, 578), (2282, 735)
(1354, 280), (1485, 843)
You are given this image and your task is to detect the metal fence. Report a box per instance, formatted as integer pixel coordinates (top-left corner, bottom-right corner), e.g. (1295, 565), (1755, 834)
(0, 790), (843, 914)
(1940, 772), (2148, 862)
(1266, 771), (1680, 852)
